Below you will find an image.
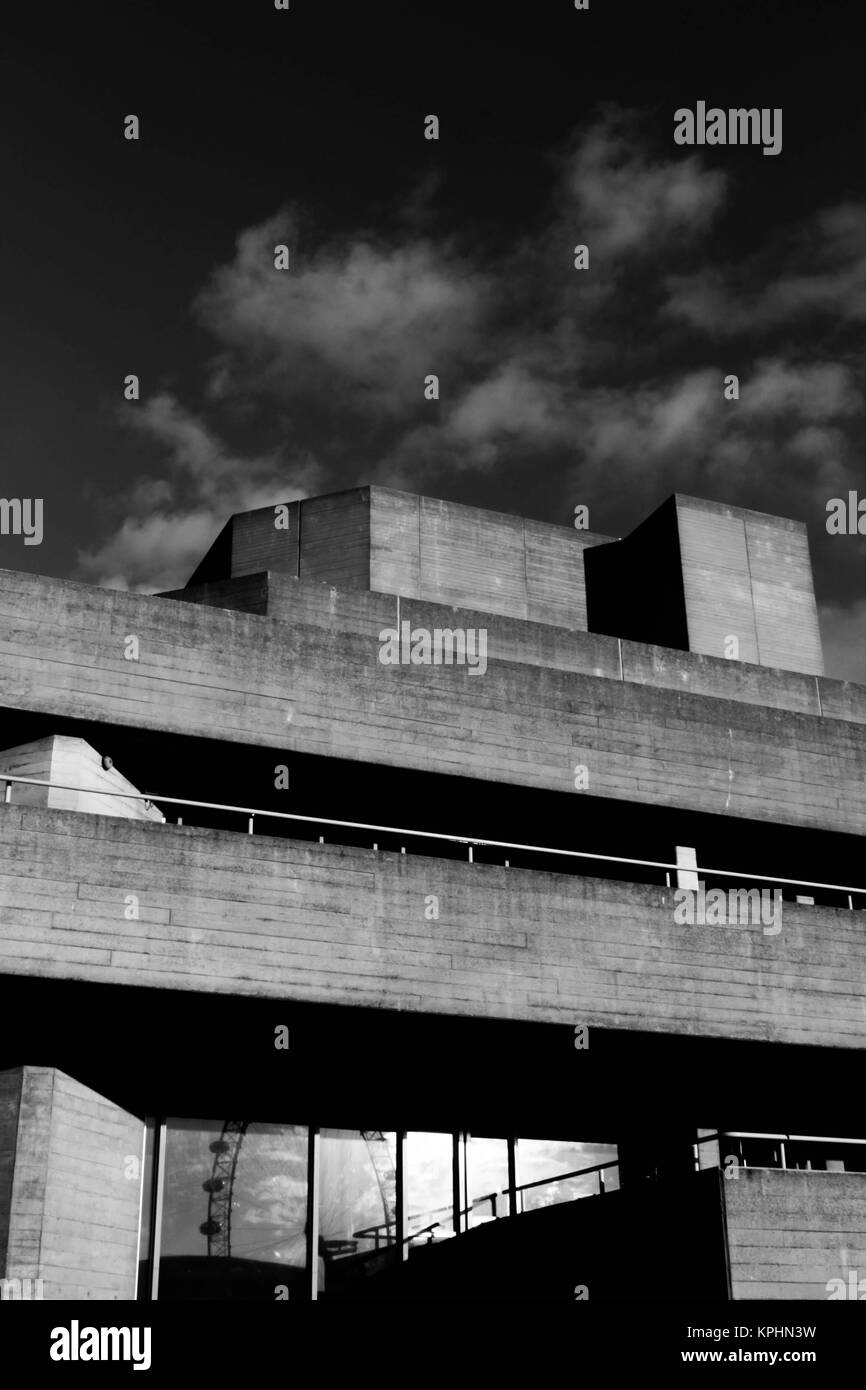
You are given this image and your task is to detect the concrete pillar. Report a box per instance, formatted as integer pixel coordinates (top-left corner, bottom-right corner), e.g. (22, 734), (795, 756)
(0, 1066), (144, 1300)
(617, 1126), (697, 1187)
(675, 845), (699, 890)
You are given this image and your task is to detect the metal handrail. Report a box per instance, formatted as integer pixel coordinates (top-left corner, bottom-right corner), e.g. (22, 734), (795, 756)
(352, 1160), (620, 1242)
(513, 1157), (616, 1193)
(352, 1131), (866, 1244)
(695, 1129), (866, 1148)
(351, 1128), (866, 1246)
(1, 771), (864, 899)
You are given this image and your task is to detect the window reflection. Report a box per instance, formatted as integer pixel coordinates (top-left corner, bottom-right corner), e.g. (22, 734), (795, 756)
(158, 1119), (308, 1299)
(145, 1121), (620, 1298)
(317, 1129), (397, 1297)
(465, 1136), (510, 1225)
(407, 1131), (454, 1247)
(517, 1138), (618, 1211)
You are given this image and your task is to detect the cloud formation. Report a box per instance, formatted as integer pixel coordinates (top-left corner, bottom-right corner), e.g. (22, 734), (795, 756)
(80, 106), (866, 678)
(197, 215), (493, 417)
(558, 108), (728, 255)
(664, 202), (866, 333)
(77, 393), (322, 591)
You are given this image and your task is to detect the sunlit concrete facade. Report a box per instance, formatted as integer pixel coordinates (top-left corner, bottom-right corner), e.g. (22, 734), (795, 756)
(0, 487), (863, 1301)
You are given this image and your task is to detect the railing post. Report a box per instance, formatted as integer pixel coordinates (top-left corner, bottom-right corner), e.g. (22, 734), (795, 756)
(306, 1127), (320, 1302)
(247, 815), (254, 835)
(396, 1131), (408, 1262)
(3, 780), (10, 804)
(452, 1132), (463, 1236)
(507, 1137), (518, 1218)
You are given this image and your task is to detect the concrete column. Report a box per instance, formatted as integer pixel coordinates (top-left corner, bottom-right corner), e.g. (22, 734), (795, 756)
(675, 845), (699, 890)
(0, 1066), (144, 1300)
(617, 1126), (697, 1187)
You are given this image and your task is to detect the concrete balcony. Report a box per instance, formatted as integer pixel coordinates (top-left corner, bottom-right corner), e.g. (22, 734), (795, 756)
(0, 803), (863, 1049)
(1, 566), (866, 837)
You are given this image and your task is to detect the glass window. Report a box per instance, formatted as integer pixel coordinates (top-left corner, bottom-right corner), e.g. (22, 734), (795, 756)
(317, 1129), (397, 1298)
(517, 1138), (618, 1212)
(407, 1131), (455, 1248)
(465, 1136), (510, 1226)
(157, 1119), (308, 1299)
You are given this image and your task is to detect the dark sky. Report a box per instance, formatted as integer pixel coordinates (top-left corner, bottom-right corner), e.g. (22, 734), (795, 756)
(2, 0), (865, 676)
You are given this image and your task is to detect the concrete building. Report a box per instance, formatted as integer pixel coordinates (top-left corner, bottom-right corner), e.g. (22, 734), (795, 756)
(0, 484), (864, 1301)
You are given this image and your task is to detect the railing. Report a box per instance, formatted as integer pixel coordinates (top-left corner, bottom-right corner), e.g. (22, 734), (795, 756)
(350, 1133), (866, 1251)
(352, 1158), (620, 1246)
(1, 772), (864, 906)
(693, 1130), (866, 1173)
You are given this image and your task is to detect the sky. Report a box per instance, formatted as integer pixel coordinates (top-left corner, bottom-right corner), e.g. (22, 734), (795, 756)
(2, 0), (865, 677)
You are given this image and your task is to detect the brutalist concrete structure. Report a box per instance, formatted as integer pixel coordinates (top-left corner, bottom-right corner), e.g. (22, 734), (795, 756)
(0, 485), (864, 1301)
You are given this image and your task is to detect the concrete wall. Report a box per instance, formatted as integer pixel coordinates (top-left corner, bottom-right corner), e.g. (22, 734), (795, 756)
(0, 736), (163, 821)
(165, 573), (271, 616)
(0, 1065), (143, 1299)
(300, 490), (371, 588)
(0, 806), (863, 1048)
(233, 501), (299, 580)
(182, 488), (823, 671)
(678, 498), (822, 675)
(585, 495), (823, 676)
(725, 1169), (866, 1299)
(369, 489), (606, 629)
(0, 1070), (19, 1276)
(182, 487), (608, 631)
(169, 572), (832, 717)
(1, 568), (865, 835)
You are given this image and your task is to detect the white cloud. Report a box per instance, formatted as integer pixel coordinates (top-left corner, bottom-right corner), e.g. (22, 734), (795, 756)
(77, 393), (322, 590)
(664, 201), (866, 334)
(560, 109), (727, 255)
(736, 360), (862, 422)
(74, 109), (866, 612)
(196, 213), (492, 414)
(447, 363), (572, 444)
